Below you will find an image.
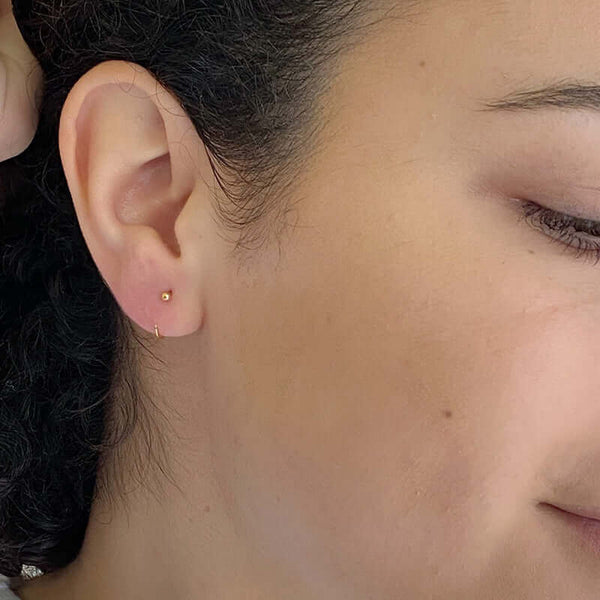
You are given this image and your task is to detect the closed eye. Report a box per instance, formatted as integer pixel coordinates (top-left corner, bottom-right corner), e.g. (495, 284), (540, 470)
(517, 199), (600, 266)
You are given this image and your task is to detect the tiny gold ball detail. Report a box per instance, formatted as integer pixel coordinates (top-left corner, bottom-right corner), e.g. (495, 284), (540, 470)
(161, 291), (172, 302)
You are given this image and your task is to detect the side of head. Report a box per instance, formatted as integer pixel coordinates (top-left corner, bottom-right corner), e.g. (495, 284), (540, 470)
(5, 1), (600, 598)
(0, 0), (396, 579)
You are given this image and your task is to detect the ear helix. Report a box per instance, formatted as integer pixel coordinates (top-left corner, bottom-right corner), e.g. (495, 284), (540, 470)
(154, 290), (173, 338)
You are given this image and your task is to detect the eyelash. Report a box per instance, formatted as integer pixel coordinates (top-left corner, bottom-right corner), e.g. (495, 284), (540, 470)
(518, 199), (600, 266)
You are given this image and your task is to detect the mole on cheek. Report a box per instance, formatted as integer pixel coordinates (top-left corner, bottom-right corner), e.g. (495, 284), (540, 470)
(419, 60), (426, 67)
(443, 410), (453, 419)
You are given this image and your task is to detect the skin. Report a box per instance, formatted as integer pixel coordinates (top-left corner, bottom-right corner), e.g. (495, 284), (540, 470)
(14, 0), (600, 598)
(0, 0), (42, 160)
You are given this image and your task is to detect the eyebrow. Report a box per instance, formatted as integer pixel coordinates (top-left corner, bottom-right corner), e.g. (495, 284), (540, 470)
(477, 81), (600, 113)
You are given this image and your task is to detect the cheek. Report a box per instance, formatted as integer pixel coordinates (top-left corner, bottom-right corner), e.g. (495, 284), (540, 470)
(208, 165), (600, 595)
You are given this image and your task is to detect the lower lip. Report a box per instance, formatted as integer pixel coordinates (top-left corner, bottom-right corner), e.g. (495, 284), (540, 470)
(544, 503), (600, 556)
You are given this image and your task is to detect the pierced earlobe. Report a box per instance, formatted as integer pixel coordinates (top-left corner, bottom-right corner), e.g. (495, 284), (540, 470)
(154, 290), (173, 338)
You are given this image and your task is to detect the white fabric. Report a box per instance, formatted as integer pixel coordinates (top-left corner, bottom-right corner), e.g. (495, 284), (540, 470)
(0, 576), (20, 599)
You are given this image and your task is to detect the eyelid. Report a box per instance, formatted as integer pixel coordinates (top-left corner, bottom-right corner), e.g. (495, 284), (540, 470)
(519, 199), (600, 234)
(516, 198), (600, 267)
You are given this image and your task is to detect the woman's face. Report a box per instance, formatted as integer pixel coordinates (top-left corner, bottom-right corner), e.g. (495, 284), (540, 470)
(52, 1), (600, 598)
(196, 1), (600, 597)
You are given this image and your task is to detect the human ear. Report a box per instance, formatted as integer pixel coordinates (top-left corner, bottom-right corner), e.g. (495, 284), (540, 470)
(58, 60), (209, 338)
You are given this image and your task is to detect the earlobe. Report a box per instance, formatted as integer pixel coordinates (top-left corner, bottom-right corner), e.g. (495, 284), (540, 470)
(58, 60), (206, 338)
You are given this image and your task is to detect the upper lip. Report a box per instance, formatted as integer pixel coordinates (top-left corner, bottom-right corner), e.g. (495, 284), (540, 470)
(545, 502), (600, 522)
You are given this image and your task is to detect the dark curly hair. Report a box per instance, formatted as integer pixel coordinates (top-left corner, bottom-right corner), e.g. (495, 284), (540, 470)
(0, 0), (412, 581)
